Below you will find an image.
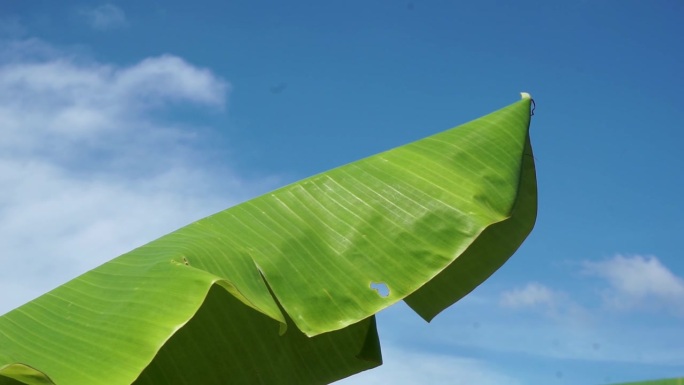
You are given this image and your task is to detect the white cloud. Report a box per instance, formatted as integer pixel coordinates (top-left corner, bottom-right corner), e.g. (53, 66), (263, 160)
(78, 4), (128, 30)
(500, 281), (558, 309)
(0, 42), (227, 163)
(498, 281), (591, 327)
(0, 39), (272, 315)
(583, 254), (684, 313)
(334, 344), (521, 385)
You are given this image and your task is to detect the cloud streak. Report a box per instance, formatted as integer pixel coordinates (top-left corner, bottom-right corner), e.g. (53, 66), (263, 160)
(500, 281), (558, 309)
(78, 4), (128, 30)
(335, 344), (522, 385)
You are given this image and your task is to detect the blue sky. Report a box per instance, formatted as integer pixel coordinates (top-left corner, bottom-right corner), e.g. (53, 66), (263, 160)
(1, 1), (683, 384)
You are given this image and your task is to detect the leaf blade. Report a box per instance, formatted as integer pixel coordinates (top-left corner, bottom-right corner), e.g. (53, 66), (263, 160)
(0, 96), (536, 384)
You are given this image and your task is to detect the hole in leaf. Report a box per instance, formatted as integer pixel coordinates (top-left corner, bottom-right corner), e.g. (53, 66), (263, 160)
(370, 282), (390, 297)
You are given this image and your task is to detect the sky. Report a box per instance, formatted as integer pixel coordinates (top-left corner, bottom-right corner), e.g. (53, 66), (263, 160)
(0, 1), (683, 384)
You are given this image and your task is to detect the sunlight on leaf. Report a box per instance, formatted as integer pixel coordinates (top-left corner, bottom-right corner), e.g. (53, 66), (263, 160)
(0, 95), (536, 384)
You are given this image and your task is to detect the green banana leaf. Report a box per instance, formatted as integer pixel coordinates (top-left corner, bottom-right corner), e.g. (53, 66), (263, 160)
(610, 379), (684, 385)
(0, 94), (537, 385)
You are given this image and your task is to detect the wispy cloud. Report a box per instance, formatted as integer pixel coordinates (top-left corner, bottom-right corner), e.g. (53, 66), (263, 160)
(335, 344), (522, 385)
(78, 3), (128, 30)
(499, 281), (590, 324)
(500, 281), (558, 309)
(412, 256), (684, 367)
(583, 254), (684, 314)
(0, 41), (228, 171)
(0, 39), (272, 314)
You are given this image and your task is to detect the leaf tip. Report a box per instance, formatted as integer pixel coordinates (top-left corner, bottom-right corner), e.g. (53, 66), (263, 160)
(520, 92), (532, 100)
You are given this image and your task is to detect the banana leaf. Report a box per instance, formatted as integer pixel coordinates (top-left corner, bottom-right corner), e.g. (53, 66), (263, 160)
(0, 94), (537, 384)
(609, 379), (684, 385)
